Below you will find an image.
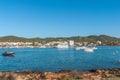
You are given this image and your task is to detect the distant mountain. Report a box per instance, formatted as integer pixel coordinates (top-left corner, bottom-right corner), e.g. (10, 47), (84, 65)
(0, 35), (120, 43)
(0, 36), (42, 42)
(87, 35), (120, 42)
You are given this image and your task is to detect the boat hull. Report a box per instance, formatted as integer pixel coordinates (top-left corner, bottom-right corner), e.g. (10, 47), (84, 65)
(2, 52), (15, 56)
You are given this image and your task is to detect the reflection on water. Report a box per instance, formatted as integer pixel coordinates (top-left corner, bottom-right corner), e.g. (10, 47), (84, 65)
(2, 55), (15, 57)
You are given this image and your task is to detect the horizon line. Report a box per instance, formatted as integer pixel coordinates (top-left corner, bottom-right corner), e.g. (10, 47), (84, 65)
(0, 34), (119, 39)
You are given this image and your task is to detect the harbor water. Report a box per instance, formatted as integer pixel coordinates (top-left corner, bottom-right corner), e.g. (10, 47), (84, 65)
(0, 46), (120, 72)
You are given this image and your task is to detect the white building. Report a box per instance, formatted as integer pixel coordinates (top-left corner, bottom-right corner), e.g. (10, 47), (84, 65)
(68, 40), (74, 46)
(97, 41), (102, 45)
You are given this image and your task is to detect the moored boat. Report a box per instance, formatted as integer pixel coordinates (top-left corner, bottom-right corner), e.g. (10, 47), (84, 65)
(92, 47), (98, 50)
(2, 51), (15, 56)
(84, 47), (94, 52)
(75, 46), (86, 50)
(56, 43), (69, 49)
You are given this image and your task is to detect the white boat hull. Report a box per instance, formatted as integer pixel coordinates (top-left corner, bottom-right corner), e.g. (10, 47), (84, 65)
(84, 47), (94, 52)
(56, 44), (69, 49)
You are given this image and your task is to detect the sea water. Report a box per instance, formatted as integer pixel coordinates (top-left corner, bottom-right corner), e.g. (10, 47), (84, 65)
(0, 46), (120, 72)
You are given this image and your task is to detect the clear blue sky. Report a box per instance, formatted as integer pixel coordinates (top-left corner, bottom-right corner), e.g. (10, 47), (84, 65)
(0, 0), (120, 38)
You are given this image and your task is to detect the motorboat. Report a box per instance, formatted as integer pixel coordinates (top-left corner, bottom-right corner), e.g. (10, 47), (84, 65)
(39, 46), (46, 48)
(75, 46), (86, 50)
(84, 47), (94, 52)
(2, 51), (15, 56)
(92, 47), (98, 50)
(56, 43), (69, 49)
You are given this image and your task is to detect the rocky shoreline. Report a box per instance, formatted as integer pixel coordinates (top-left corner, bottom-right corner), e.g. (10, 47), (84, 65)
(0, 69), (120, 80)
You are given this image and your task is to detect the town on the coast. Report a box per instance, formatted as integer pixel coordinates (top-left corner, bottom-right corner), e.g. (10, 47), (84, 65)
(0, 40), (101, 48)
(0, 35), (120, 49)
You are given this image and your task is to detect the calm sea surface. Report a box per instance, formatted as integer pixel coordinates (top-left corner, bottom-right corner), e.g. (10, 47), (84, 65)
(0, 46), (120, 72)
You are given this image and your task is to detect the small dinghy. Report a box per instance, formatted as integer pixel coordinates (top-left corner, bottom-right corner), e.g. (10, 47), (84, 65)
(2, 51), (15, 56)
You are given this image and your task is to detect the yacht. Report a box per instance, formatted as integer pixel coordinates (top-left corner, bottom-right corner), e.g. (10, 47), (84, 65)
(75, 46), (86, 50)
(84, 47), (94, 52)
(56, 43), (69, 49)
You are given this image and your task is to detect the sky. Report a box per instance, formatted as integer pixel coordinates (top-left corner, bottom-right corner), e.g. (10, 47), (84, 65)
(0, 0), (120, 38)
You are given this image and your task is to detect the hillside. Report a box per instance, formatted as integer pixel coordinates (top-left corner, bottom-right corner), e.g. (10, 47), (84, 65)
(0, 36), (42, 42)
(0, 35), (120, 43)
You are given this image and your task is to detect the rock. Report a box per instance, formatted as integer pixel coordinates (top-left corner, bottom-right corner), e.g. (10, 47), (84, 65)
(0, 72), (4, 78)
(97, 69), (103, 74)
(90, 75), (101, 80)
(0, 69), (119, 80)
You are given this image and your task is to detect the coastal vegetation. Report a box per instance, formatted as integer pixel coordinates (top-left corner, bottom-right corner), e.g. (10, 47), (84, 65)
(0, 35), (119, 48)
(0, 35), (120, 43)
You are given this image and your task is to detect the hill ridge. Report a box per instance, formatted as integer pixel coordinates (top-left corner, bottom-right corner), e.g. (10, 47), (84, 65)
(0, 35), (119, 43)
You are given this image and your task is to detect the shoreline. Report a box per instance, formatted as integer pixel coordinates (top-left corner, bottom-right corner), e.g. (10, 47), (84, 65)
(0, 68), (120, 80)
